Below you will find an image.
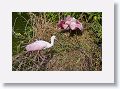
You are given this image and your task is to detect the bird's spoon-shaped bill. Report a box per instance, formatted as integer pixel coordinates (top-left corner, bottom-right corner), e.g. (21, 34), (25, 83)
(55, 38), (63, 46)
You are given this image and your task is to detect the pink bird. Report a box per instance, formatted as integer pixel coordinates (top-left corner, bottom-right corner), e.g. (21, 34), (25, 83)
(69, 21), (83, 30)
(26, 35), (56, 52)
(58, 15), (83, 31)
(58, 20), (66, 29)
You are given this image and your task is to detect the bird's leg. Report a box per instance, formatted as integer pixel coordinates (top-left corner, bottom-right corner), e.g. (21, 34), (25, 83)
(76, 30), (77, 35)
(38, 51), (46, 61)
(69, 29), (71, 36)
(34, 51), (38, 61)
(30, 51), (33, 57)
(38, 51), (46, 66)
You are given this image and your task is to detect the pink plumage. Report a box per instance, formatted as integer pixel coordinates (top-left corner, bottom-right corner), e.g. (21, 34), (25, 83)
(69, 22), (76, 30)
(58, 20), (65, 29)
(26, 41), (47, 51)
(25, 35), (56, 52)
(58, 15), (83, 31)
(62, 24), (69, 29)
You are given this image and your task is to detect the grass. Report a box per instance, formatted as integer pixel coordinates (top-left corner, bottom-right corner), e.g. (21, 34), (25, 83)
(12, 12), (102, 71)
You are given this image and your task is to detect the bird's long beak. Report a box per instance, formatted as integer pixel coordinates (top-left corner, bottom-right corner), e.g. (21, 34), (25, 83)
(55, 39), (63, 46)
(55, 38), (58, 41)
(55, 38), (59, 42)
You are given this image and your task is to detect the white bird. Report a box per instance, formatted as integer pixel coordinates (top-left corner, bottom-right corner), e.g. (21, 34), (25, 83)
(26, 35), (56, 52)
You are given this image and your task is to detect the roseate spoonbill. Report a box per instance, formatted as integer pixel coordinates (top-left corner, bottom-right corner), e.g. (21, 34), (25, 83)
(26, 35), (56, 51)
(58, 15), (83, 31)
(69, 21), (83, 30)
(25, 35), (56, 60)
(58, 20), (69, 30)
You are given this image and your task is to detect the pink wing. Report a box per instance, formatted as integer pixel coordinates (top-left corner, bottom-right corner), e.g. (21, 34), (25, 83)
(69, 22), (76, 30)
(57, 20), (65, 29)
(76, 23), (83, 31)
(62, 24), (69, 29)
(65, 20), (71, 25)
(26, 41), (47, 52)
(58, 16), (83, 31)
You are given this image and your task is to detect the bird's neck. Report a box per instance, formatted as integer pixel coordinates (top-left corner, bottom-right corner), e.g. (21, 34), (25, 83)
(50, 38), (55, 47)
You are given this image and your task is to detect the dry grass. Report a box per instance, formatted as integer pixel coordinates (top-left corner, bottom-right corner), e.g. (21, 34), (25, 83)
(12, 13), (102, 71)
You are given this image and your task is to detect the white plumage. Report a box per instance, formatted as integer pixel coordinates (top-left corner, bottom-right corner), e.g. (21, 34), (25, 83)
(26, 35), (56, 52)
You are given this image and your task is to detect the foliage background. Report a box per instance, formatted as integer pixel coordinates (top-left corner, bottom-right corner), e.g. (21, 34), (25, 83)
(12, 12), (102, 71)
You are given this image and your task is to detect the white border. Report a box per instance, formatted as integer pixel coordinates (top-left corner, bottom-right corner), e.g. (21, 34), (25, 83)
(0, 0), (114, 83)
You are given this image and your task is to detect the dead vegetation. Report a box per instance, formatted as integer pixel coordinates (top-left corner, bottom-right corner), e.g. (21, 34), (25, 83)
(12, 12), (102, 71)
